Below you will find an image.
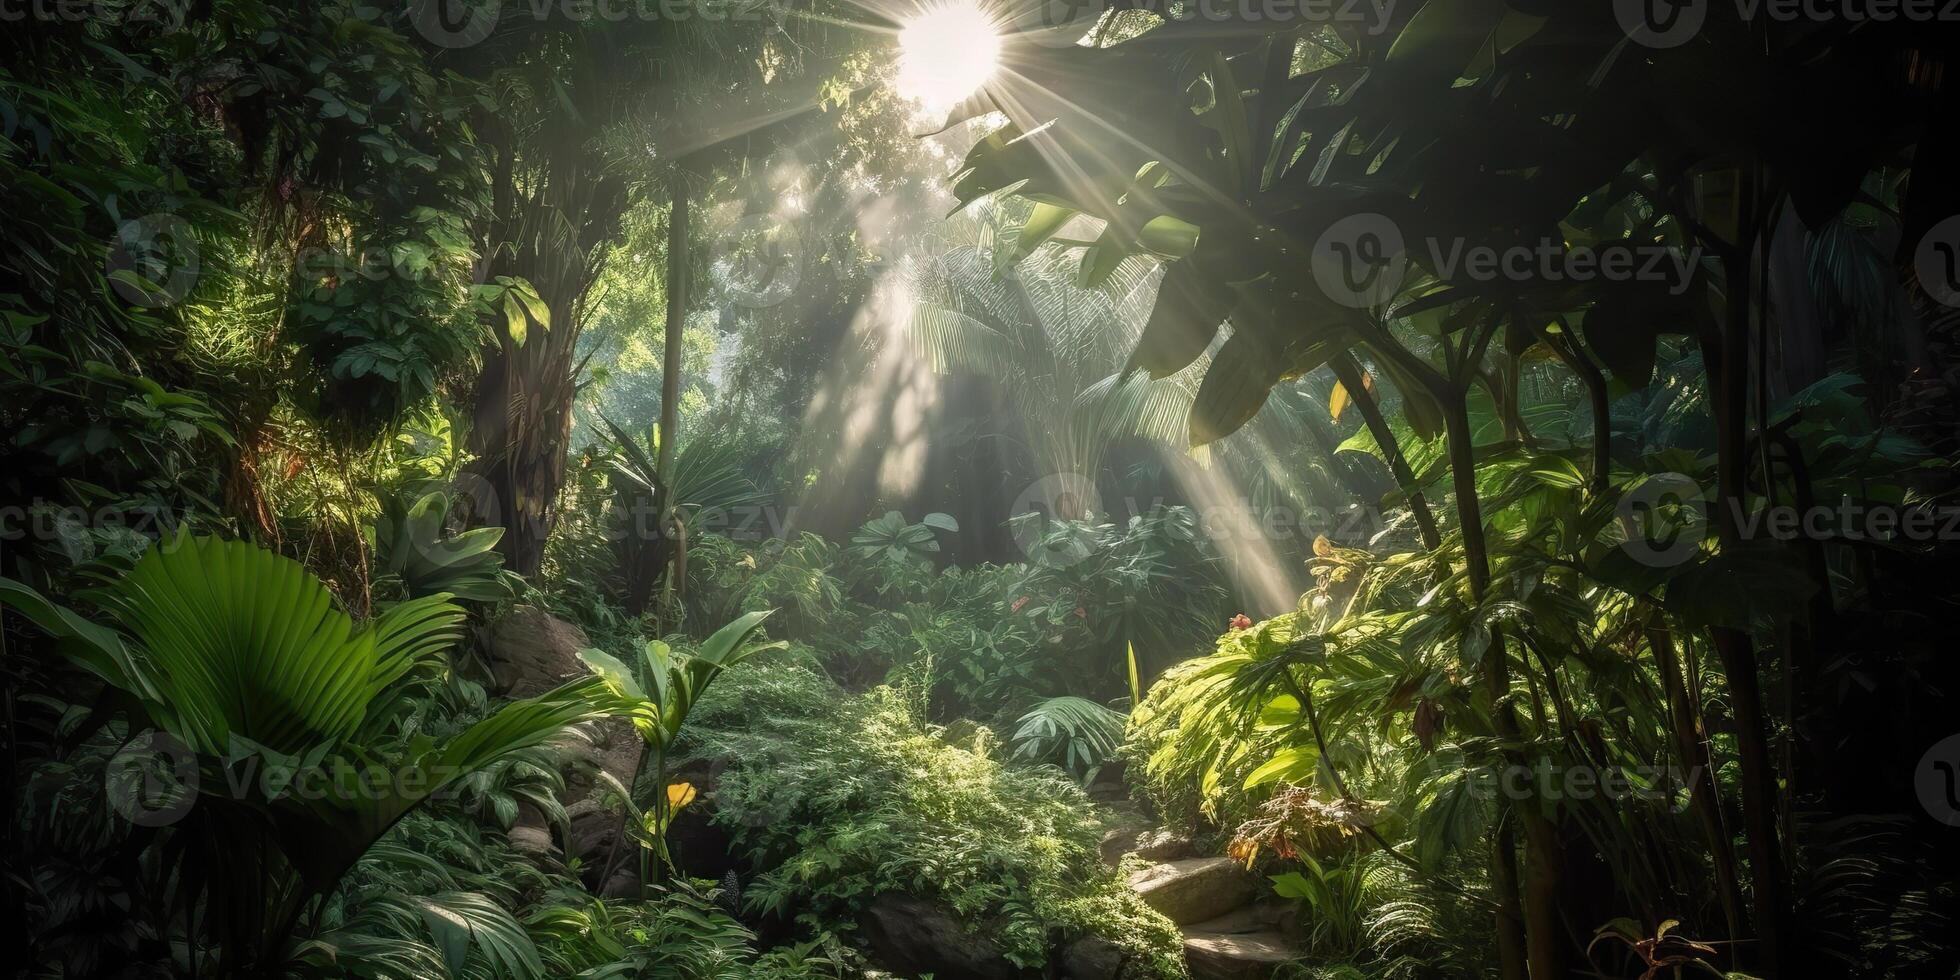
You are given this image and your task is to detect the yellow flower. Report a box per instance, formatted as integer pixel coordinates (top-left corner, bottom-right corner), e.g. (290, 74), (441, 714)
(667, 782), (698, 813)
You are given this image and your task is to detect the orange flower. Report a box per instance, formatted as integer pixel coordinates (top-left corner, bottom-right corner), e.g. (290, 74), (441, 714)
(1229, 613), (1253, 631)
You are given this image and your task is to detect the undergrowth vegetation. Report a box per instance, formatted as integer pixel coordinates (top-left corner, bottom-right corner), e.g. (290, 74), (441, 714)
(674, 658), (1189, 976)
(7, 1), (1960, 978)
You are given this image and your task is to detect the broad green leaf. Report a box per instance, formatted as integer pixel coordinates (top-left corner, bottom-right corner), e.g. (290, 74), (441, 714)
(578, 647), (646, 702)
(1243, 745), (1320, 790)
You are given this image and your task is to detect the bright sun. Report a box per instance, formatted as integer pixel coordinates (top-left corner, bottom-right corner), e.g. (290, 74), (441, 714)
(897, 2), (1002, 112)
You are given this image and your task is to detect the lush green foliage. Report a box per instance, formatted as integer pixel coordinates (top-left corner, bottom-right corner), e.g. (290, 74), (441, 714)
(371, 487), (522, 604)
(2, 534), (619, 972)
(580, 610), (785, 882)
(8, 1), (1960, 977)
(1011, 695), (1129, 782)
(672, 659), (1189, 976)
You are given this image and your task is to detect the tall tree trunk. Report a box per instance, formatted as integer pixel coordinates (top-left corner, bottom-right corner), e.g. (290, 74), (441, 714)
(464, 122), (627, 579)
(1701, 215), (1792, 977)
(653, 160), (694, 617)
(658, 164), (691, 490)
(1533, 324), (1613, 495)
(1648, 614), (1747, 948)
(1441, 396), (1554, 980)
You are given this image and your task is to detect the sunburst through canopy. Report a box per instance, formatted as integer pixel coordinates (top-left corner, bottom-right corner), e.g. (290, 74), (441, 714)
(896, 1), (1002, 113)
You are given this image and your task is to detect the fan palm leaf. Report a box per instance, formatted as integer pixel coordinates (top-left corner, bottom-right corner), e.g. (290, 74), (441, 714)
(0, 533), (625, 972)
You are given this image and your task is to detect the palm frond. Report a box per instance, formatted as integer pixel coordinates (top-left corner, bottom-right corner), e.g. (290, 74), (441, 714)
(905, 302), (1022, 378)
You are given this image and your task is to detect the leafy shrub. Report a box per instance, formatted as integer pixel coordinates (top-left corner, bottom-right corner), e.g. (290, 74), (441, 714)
(686, 532), (852, 640)
(579, 610), (785, 885)
(672, 662), (1188, 977)
(0, 534), (618, 973)
(1011, 696), (1128, 782)
(1125, 612), (1317, 836)
(847, 510), (959, 592)
(369, 487), (521, 604)
(307, 808), (845, 980)
(1000, 505), (1229, 698)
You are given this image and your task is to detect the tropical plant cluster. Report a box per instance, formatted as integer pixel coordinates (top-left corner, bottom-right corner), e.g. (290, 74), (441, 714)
(6, 0), (1960, 978)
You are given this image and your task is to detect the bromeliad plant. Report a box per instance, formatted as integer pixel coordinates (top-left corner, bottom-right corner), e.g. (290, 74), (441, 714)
(370, 487), (522, 604)
(578, 609), (785, 888)
(0, 533), (622, 975)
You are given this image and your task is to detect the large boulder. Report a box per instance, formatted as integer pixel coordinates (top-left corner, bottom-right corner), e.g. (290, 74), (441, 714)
(559, 717), (644, 802)
(859, 894), (1035, 980)
(567, 798), (627, 889)
(1060, 935), (1163, 979)
(1128, 857), (1258, 926)
(506, 800), (563, 868)
(486, 605), (590, 696)
(554, 716), (645, 883)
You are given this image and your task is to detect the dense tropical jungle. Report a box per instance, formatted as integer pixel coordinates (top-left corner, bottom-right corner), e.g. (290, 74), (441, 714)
(7, 1), (1960, 977)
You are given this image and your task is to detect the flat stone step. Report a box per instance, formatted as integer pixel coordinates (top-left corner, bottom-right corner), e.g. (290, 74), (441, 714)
(1183, 901), (1290, 936)
(1128, 856), (1258, 926)
(1182, 929), (1305, 980)
(1101, 826), (1195, 866)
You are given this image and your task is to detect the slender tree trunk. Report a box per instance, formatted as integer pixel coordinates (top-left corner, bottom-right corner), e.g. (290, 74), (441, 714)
(658, 164), (690, 490)
(1441, 397), (1554, 980)
(655, 160), (693, 616)
(1535, 325), (1613, 495)
(1702, 224), (1791, 977)
(1647, 614), (1746, 947)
